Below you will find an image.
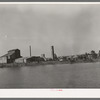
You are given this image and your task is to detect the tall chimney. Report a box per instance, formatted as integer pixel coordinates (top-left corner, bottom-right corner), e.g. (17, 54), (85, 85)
(51, 46), (55, 60)
(29, 45), (31, 57)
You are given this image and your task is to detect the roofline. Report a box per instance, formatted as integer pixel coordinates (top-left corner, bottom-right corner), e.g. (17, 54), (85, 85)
(8, 49), (20, 52)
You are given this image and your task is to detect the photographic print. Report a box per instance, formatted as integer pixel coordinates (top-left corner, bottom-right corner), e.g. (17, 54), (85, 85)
(0, 3), (100, 88)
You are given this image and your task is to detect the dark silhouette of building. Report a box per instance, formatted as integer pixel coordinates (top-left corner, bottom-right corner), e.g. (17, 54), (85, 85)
(15, 56), (45, 63)
(0, 49), (21, 63)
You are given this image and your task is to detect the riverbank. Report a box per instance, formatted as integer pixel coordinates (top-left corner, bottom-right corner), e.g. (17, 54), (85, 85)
(0, 59), (100, 68)
(0, 61), (66, 68)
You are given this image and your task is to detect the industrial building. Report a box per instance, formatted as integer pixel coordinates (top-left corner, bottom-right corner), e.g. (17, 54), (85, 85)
(41, 54), (46, 61)
(15, 56), (45, 63)
(15, 57), (28, 63)
(0, 49), (21, 63)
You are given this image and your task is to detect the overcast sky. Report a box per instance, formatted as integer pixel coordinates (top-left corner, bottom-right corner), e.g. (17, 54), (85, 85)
(0, 4), (100, 57)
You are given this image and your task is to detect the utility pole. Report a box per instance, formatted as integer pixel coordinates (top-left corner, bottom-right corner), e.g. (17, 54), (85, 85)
(29, 45), (32, 57)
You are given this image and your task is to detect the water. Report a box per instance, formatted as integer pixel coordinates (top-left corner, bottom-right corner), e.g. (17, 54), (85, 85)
(0, 63), (100, 88)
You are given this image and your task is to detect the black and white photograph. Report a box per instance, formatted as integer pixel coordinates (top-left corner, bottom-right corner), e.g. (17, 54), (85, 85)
(0, 3), (100, 88)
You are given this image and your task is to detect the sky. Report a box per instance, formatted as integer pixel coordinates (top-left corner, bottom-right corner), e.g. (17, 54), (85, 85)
(0, 4), (100, 57)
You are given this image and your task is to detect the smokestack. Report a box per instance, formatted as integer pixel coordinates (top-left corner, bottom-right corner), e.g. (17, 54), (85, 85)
(51, 46), (55, 60)
(29, 45), (31, 57)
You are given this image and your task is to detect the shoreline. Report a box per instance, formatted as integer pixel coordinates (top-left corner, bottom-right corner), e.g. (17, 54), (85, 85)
(0, 60), (99, 68)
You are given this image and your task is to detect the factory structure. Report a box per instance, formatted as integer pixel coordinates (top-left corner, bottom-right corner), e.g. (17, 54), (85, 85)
(0, 45), (100, 64)
(0, 49), (21, 63)
(15, 56), (45, 63)
(0, 45), (57, 64)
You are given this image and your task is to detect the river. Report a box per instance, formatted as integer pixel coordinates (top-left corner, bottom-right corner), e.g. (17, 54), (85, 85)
(0, 62), (100, 88)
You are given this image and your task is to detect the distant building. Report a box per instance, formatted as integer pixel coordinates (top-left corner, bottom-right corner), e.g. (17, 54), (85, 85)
(15, 57), (28, 63)
(54, 53), (58, 60)
(41, 54), (46, 61)
(0, 55), (7, 63)
(46, 58), (53, 61)
(15, 56), (45, 63)
(98, 50), (100, 58)
(87, 54), (92, 60)
(0, 49), (21, 63)
(26, 56), (44, 63)
(58, 56), (69, 61)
